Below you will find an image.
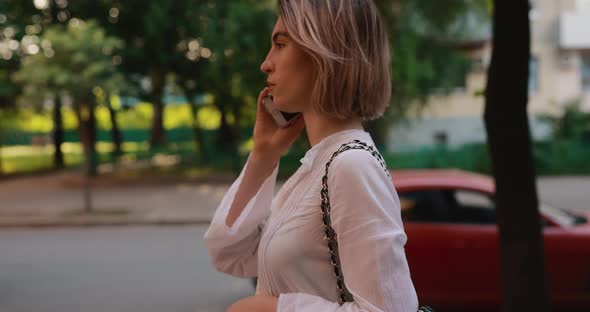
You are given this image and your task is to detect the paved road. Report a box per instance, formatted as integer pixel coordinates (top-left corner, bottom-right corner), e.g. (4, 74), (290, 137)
(537, 176), (590, 212)
(0, 174), (588, 312)
(0, 226), (253, 312)
(1, 170), (588, 227)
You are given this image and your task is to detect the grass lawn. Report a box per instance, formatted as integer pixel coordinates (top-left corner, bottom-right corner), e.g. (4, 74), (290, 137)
(2, 140), (589, 176)
(0, 142), (151, 174)
(0, 141), (221, 176)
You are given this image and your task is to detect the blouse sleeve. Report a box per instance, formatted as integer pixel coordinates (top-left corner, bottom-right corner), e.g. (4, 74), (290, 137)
(203, 154), (279, 278)
(277, 149), (418, 312)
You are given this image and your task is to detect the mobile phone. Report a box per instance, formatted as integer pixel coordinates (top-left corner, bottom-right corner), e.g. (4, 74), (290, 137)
(263, 94), (301, 128)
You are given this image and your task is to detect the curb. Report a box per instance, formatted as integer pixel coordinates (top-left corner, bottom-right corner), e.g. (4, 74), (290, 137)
(0, 217), (212, 228)
(59, 174), (238, 189)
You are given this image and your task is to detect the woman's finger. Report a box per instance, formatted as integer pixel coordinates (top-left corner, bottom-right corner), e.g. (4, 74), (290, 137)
(256, 88), (274, 124)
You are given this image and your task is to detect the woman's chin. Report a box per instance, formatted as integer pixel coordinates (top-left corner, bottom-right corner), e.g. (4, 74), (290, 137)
(273, 97), (301, 113)
(273, 98), (288, 111)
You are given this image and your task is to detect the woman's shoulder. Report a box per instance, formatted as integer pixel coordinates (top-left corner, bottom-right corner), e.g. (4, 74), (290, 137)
(328, 145), (387, 178)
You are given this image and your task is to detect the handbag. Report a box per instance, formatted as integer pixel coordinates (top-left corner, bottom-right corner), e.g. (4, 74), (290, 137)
(320, 139), (434, 312)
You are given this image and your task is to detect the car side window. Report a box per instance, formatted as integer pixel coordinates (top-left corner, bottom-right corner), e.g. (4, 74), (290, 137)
(450, 190), (497, 224)
(400, 188), (555, 226)
(399, 189), (497, 224)
(399, 190), (454, 223)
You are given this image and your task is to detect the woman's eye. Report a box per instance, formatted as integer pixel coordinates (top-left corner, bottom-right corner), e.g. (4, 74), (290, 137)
(275, 43), (285, 49)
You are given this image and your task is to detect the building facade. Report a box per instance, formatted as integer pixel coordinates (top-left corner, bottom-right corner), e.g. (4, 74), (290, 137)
(388, 0), (590, 152)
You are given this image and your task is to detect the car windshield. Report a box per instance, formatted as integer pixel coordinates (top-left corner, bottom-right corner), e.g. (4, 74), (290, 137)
(540, 203), (588, 227)
(399, 189), (588, 227)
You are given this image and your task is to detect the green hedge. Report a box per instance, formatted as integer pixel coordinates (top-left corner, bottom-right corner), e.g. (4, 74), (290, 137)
(0, 127), (209, 145)
(384, 143), (492, 174)
(381, 140), (590, 175)
(1, 126), (589, 176)
(534, 140), (590, 174)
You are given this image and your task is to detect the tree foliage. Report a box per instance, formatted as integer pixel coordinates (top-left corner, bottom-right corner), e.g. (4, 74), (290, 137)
(14, 19), (123, 175)
(2, 0), (492, 172)
(371, 0), (488, 145)
(540, 99), (590, 141)
(198, 1), (275, 170)
(67, 0), (212, 147)
(14, 19), (122, 100)
(0, 0), (39, 110)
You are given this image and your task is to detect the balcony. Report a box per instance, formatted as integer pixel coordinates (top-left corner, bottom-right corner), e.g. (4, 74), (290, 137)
(560, 12), (590, 50)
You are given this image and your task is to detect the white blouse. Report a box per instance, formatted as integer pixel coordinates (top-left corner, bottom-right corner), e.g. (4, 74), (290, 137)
(204, 129), (418, 312)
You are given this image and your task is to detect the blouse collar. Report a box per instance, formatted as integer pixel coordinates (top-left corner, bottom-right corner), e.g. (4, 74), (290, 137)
(299, 129), (369, 173)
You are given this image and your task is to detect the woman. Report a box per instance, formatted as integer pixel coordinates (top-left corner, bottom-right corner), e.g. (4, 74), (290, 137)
(204, 0), (419, 311)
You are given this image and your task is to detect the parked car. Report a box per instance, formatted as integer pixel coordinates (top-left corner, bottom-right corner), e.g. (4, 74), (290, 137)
(394, 169), (590, 312)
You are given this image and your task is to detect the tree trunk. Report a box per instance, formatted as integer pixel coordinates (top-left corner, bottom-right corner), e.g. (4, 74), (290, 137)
(188, 98), (209, 164)
(149, 69), (166, 148)
(365, 119), (387, 149)
(0, 125), (3, 176)
(484, 1), (550, 311)
(105, 93), (122, 159)
(74, 100), (94, 213)
(87, 99), (98, 176)
(76, 98), (98, 177)
(230, 100), (243, 172)
(217, 100), (239, 173)
(52, 94), (65, 169)
(217, 106), (235, 150)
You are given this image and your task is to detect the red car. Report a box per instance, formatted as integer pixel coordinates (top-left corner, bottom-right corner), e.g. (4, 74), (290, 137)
(393, 169), (590, 312)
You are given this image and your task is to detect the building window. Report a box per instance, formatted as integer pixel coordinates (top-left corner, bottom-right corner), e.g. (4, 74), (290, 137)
(529, 56), (538, 93)
(582, 53), (590, 91)
(433, 131), (448, 146)
(576, 0), (590, 11)
(529, 0), (540, 21)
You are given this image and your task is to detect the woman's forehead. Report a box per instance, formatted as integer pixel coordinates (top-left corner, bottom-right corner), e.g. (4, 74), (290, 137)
(272, 17), (287, 35)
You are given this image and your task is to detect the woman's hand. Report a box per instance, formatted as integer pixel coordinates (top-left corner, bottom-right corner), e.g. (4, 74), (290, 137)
(251, 87), (305, 164)
(227, 294), (279, 312)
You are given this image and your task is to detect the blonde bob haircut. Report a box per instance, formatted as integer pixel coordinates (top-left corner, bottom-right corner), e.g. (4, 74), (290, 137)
(277, 0), (391, 120)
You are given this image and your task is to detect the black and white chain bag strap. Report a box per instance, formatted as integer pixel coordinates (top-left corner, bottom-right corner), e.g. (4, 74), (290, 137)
(320, 139), (434, 312)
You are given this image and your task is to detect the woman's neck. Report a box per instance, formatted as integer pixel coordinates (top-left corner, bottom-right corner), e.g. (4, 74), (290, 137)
(303, 111), (364, 147)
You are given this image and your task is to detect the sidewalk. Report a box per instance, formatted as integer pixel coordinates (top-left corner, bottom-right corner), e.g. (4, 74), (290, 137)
(1, 170), (588, 227)
(0, 170), (238, 227)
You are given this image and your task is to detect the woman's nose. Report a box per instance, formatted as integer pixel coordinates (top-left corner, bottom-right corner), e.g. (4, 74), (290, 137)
(260, 56), (273, 74)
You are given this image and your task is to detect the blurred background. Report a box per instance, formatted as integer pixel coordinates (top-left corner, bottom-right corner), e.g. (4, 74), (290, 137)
(0, 0), (589, 311)
(1, 0), (589, 180)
